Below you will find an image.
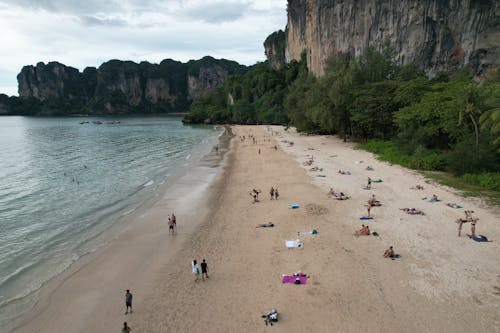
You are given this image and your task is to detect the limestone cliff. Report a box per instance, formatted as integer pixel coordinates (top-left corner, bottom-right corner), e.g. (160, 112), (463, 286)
(17, 62), (85, 101)
(16, 56), (247, 115)
(264, 30), (286, 70)
(284, 0), (499, 77)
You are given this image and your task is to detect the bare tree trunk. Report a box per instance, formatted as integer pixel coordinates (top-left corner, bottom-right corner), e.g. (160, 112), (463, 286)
(469, 113), (479, 146)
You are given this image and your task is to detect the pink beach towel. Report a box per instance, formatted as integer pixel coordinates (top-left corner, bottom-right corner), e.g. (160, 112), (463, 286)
(282, 275), (307, 284)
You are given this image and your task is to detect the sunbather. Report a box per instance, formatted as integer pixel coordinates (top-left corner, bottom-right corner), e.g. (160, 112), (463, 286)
(256, 222), (274, 228)
(354, 224), (370, 236)
(400, 208), (424, 215)
(365, 166), (374, 171)
(383, 246), (395, 258)
(430, 194), (439, 202)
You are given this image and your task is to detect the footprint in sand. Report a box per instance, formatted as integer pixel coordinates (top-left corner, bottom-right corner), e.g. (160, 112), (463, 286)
(305, 203), (328, 215)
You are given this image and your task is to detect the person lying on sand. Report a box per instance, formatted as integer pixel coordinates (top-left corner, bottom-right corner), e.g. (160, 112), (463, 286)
(383, 246), (395, 258)
(365, 166), (374, 171)
(411, 184), (424, 190)
(338, 170), (351, 175)
(327, 188), (336, 197)
(330, 191), (350, 200)
(354, 224), (370, 236)
(446, 202), (461, 208)
(400, 208), (424, 215)
(256, 222), (274, 228)
(310, 166), (323, 171)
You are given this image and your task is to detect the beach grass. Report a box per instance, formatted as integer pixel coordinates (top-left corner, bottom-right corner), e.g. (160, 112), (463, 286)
(422, 171), (500, 206)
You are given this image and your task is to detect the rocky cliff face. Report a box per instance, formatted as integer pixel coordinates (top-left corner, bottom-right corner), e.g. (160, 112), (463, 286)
(264, 30), (286, 70)
(16, 56), (247, 114)
(17, 62), (84, 100)
(284, 0), (499, 77)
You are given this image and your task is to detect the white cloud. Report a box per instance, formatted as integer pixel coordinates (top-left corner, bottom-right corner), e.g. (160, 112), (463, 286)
(0, 0), (287, 96)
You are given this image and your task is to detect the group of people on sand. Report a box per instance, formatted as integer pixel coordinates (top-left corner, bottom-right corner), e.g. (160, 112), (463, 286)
(250, 188), (262, 203)
(456, 210), (479, 237)
(354, 224), (371, 236)
(328, 188), (350, 200)
(269, 187), (280, 200)
(400, 207), (424, 215)
(191, 258), (209, 282)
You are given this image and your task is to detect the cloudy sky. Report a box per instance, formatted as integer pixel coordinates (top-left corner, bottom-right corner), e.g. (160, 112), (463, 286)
(0, 0), (287, 96)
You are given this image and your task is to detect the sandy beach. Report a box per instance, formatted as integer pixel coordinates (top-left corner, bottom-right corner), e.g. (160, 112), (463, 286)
(14, 125), (500, 333)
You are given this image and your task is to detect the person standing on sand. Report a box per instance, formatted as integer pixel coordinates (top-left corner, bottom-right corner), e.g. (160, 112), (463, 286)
(122, 322), (131, 333)
(367, 177), (372, 190)
(457, 219), (464, 237)
(201, 259), (209, 281)
(367, 203), (372, 217)
(274, 188), (279, 200)
(192, 259), (201, 282)
(168, 215), (175, 235)
(471, 220), (477, 237)
(124, 290), (133, 314)
(270, 187), (275, 200)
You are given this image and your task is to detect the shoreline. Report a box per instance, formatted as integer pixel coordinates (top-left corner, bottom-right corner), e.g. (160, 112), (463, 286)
(9, 127), (231, 333)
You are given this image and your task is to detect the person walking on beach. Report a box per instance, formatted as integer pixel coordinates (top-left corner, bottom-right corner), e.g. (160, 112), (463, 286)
(270, 187), (275, 200)
(192, 259), (201, 282)
(168, 215), (175, 235)
(122, 322), (131, 333)
(124, 290), (133, 314)
(471, 220), (477, 237)
(367, 177), (372, 190)
(367, 203), (372, 217)
(274, 188), (279, 200)
(201, 259), (209, 281)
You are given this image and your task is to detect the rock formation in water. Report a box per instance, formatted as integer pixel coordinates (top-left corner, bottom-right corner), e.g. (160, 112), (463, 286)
(273, 0), (499, 77)
(15, 56), (247, 115)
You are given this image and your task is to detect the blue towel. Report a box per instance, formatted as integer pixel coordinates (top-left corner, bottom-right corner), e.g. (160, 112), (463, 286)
(360, 216), (373, 220)
(290, 204), (300, 209)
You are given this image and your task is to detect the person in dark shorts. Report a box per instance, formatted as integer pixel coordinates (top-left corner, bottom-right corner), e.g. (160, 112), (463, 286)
(201, 259), (209, 281)
(125, 290), (133, 314)
(122, 322), (131, 333)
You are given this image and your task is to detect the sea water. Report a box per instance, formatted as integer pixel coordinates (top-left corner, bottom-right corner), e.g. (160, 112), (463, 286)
(0, 116), (221, 329)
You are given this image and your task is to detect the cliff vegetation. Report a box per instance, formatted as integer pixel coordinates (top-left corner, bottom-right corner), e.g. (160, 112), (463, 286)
(184, 42), (500, 189)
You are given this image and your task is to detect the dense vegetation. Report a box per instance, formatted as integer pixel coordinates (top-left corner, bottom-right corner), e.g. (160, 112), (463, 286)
(185, 42), (500, 185)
